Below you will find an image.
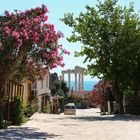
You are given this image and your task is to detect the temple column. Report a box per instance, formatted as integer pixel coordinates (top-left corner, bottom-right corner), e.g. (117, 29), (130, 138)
(78, 73), (81, 91)
(62, 72), (64, 81)
(75, 72), (77, 91)
(68, 72), (71, 89)
(81, 74), (84, 90)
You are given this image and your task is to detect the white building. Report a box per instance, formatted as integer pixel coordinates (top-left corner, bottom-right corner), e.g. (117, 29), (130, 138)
(36, 72), (51, 112)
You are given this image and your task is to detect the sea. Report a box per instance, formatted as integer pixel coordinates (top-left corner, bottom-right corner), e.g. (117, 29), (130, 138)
(66, 80), (98, 91)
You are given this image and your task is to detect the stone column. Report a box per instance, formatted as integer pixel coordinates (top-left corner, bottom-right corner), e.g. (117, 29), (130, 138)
(62, 72), (64, 81)
(75, 72), (77, 91)
(68, 72), (71, 89)
(78, 73), (81, 91)
(81, 74), (84, 90)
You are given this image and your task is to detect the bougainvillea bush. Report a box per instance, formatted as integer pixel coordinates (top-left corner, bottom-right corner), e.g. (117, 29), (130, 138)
(0, 5), (69, 95)
(92, 80), (113, 107)
(91, 89), (101, 107)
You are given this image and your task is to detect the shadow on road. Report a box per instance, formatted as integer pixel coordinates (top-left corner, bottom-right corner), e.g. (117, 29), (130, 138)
(0, 127), (61, 140)
(67, 114), (140, 122)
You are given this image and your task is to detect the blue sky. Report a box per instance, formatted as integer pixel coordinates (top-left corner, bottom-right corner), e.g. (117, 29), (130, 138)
(0, 0), (139, 81)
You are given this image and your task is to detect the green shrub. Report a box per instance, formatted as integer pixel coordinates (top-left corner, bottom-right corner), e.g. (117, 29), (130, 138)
(24, 104), (38, 118)
(42, 105), (50, 113)
(24, 90), (38, 118)
(12, 96), (25, 125)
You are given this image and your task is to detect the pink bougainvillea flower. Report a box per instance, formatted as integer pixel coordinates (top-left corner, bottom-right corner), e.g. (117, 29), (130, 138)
(1, 5), (70, 81)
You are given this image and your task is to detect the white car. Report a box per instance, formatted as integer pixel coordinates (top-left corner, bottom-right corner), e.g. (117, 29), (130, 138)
(64, 103), (76, 115)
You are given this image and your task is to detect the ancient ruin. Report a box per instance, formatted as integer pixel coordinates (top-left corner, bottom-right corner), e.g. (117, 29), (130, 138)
(61, 66), (85, 91)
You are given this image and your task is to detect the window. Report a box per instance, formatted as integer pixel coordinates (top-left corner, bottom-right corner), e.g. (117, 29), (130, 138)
(65, 106), (76, 109)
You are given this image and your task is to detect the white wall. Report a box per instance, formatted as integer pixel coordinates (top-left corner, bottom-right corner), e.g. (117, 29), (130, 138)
(37, 72), (51, 112)
(37, 72), (50, 96)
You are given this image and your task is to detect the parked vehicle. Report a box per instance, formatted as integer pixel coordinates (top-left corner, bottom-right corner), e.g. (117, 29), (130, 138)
(64, 103), (76, 115)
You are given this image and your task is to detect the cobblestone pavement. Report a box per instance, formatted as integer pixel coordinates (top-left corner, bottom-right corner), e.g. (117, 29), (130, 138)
(0, 108), (140, 140)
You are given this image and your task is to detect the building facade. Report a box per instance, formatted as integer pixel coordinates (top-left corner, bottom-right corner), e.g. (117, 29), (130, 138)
(36, 72), (50, 112)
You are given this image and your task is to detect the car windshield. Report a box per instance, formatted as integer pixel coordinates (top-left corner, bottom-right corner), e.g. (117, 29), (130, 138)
(65, 106), (75, 109)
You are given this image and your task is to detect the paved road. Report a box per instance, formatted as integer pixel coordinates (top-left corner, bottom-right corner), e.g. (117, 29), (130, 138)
(0, 108), (140, 140)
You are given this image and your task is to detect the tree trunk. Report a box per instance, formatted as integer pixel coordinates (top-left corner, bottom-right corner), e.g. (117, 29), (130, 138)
(0, 87), (5, 129)
(116, 92), (124, 114)
(0, 78), (6, 99)
(0, 77), (7, 126)
(112, 81), (124, 114)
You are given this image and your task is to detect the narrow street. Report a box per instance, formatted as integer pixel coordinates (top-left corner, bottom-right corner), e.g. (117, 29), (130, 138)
(0, 108), (140, 140)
